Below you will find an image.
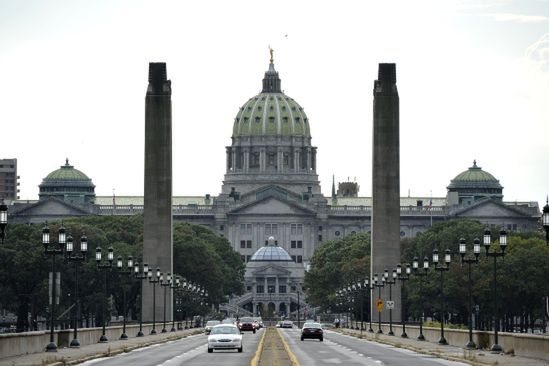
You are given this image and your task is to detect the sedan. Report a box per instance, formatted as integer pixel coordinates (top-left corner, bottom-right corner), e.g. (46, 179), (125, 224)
(301, 322), (323, 341)
(207, 324), (243, 353)
(238, 317), (256, 333)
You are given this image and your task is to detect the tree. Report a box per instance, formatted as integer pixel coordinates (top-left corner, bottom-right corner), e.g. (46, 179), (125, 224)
(304, 233), (370, 311)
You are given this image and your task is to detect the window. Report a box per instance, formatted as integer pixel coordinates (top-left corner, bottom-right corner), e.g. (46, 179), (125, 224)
(220, 225), (224, 231)
(297, 256), (303, 263)
(291, 255), (296, 262)
(279, 285), (287, 294)
(240, 240), (246, 248)
(290, 224), (303, 235)
(256, 285), (264, 293)
(291, 240), (296, 248)
(246, 255), (251, 262)
(247, 240), (252, 248)
(318, 226), (322, 231)
(240, 223), (252, 235)
(265, 223), (278, 235)
(247, 286), (252, 291)
(318, 234), (322, 242)
(297, 240), (302, 249)
(241, 255), (246, 262)
(291, 286), (296, 292)
(335, 231), (340, 236)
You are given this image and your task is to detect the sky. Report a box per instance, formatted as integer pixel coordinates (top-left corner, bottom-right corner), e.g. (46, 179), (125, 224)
(1, 0), (548, 205)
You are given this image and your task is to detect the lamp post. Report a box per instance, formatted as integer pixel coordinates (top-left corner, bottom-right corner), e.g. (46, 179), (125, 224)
(160, 272), (171, 333)
(459, 238), (480, 349)
(355, 280), (366, 335)
(65, 233), (88, 348)
(396, 263), (411, 338)
(0, 198), (7, 243)
(412, 256), (430, 341)
(148, 267), (161, 334)
(484, 228), (507, 353)
(295, 284), (301, 328)
(433, 248), (451, 345)
(133, 261), (149, 337)
(116, 255), (133, 340)
(96, 245), (114, 343)
(364, 278), (375, 333)
(542, 198), (549, 246)
(384, 269), (397, 336)
(42, 222), (66, 352)
(373, 273), (385, 334)
(170, 276), (180, 332)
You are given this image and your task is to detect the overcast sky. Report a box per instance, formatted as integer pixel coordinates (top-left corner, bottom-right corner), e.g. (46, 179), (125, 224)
(1, 0), (548, 205)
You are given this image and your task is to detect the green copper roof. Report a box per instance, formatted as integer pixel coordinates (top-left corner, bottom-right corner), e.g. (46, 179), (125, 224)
(232, 62), (311, 138)
(44, 159), (92, 182)
(448, 160), (502, 189)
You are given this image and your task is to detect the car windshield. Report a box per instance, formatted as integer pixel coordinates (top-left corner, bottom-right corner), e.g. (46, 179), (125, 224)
(211, 326), (239, 335)
(240, 317), (253, 322)
(303, 323), (321, 328)
(206, 321), (220, 326)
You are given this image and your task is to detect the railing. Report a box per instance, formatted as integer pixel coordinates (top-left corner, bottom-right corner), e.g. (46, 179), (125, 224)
(96, 205), (214, 216)
(328, 205), (448, 216)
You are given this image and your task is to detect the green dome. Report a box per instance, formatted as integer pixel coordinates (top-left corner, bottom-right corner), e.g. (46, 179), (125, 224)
(448, 160), (502, 190)
(232, 62), (310, 138)
(45, 159), (91, 181)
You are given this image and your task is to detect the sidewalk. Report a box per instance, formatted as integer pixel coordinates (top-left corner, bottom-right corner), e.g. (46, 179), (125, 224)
(0, 328), (202, 366)
(336, 327), (548, 366)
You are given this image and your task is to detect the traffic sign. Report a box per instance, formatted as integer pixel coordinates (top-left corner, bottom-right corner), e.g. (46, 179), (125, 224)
(386, 300), (395, 310)
(375, 299), (384, 312)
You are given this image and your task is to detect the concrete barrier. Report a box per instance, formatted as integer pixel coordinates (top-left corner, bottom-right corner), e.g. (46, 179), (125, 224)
(0, 323), (189, 359)
(343, 323), (549, 361)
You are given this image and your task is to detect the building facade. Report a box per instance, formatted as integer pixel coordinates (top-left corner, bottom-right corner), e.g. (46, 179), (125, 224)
(0, 159), (19, 201)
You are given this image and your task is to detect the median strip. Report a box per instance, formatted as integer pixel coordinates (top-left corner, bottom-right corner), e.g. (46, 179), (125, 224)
(276, 328), (300, 366)
(252, 327), (298, 366)
(250, 327), (267, 366)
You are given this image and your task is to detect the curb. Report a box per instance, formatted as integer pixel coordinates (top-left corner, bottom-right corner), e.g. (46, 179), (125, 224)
(250, 327), (267, 366)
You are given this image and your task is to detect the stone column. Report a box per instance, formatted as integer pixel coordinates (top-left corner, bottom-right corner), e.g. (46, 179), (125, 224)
(260, 148), (266, 172)
(143, 62), (173, 323)
(231, 149), (236, 171)
(306, 147), (312, 171)
(294, 149), (300, 172)
(277, 147), (283, 172)
(371, 63), (401, 322)
(243, 149), (249, 173)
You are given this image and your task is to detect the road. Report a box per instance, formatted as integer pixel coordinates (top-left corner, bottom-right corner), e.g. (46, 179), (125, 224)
(79, 329), (263, 366)
(278, 328), (471, 366)
(79, 327), (471, 366)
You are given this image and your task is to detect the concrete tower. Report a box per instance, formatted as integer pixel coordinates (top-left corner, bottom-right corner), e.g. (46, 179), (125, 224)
(143, 63), (173, 322)
(371, 63), (401, 322)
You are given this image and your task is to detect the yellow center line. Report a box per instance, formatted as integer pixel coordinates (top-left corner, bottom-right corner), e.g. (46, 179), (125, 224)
(250, 328), (267, 366)
(276, 328), (300, 366)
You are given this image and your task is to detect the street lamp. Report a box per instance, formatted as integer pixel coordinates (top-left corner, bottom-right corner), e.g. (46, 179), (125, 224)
(160, 272), (171, 333)
(433, 248), (451, 345)
(170, 276), (180, 332)
(459, 237), (480, 349)
(116, 255), (133, 340)
(412, 256), (430, 341)
(384, 269), (397, 336)
(65, 233), (88, 348)
(484, 228), (507, 353)
(363, 278), (375, 333)
(96, 245), (114, 343)
(42, 222), (66, 352)
(373, 273), (385, 334)
(133, 261), (149, 337)
(542, 197), (549, 246)
(396, 263), (411, 338)
(0, 198), (7, 244)
(294, 284), (302, 328)
(148, 267), (161, 334)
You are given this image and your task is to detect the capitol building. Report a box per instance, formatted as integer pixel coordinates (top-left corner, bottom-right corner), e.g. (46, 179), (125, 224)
(8, 59), (541, 317)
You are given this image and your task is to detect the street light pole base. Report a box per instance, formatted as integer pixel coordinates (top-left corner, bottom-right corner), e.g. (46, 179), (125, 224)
(137, 331), (144, 337)
(377, 329), (383, 334)
(465, 340), (476, 349)
(46, 342), (58, 352)
(99, 335), (108, 343)
(170, 327), (176, 332)
(161, 328), (167, 333)
(69, 338), (81, 348)
(490, 343), (503, 353)
(400, 332), (408, 338)
(388, 330), (394, 336)
(417, 334), (425, 341)
(438, 337), (448, 345)
(368, 328), (374, 333)
(120, 333), (128, 340)
(150, 329), (157, 335)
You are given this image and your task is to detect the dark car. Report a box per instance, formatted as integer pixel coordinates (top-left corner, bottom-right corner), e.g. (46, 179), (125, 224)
(301, 322), (323, 341)
(238, 317), (256, 333)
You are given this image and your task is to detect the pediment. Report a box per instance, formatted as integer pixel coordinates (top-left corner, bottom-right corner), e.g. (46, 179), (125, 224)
(453, 199), (529, 218)
(229, 196), (316, 216)
(251, 264), (292, 276)
(14, 198), (89, 217)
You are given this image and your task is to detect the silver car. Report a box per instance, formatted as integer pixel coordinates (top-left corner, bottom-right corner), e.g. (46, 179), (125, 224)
(207, 324), (243, 353)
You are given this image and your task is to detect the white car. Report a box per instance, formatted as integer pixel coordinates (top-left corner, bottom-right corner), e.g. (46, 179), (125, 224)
(207, 324), (243, 353)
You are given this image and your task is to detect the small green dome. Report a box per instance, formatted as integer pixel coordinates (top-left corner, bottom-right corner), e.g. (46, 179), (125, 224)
(448, 160), (502, 190)
(44, 159), (91, 181)
(232, 62), (310, 138)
